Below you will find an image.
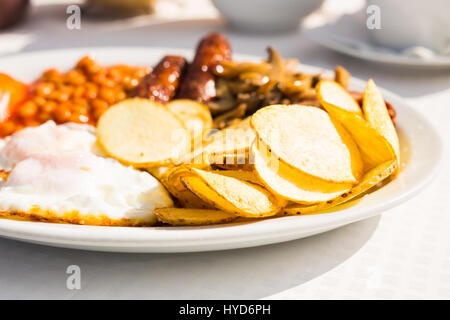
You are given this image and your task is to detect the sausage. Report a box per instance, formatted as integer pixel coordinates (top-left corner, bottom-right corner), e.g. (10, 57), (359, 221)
(177, 32), (232, 103)
(131, 55), (187, 104)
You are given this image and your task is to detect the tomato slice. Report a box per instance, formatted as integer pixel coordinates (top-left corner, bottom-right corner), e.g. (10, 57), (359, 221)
(0, 73), (28, 122)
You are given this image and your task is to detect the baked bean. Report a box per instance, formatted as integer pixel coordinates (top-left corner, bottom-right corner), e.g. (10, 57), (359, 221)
(40, 101), (57, 114)
(92, 98), (108, 111)
(42, 68), (62, 82)
(1, 121), (16, 136)
(99, 86), (116, 104)
(32, 96), (47, 107)
(1, 56), (150, 137)
(65, 70), (86, 86)
(37, 112), (52, 123)
(36, 82), (55, 97)
(73, 86), (85, 98)
(54, 104), (72, 123)
(83, 83), (98, 100)
(18, 101), (38, 118)
(115, 90), (126, 101)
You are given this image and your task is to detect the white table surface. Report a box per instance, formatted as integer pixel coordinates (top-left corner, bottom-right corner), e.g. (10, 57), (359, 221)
(0, 0), (449, 300)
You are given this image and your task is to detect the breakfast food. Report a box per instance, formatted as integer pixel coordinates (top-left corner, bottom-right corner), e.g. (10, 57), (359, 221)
(317, 80), (396, 170)
(251, 143), (353, 204)
(202, 117), (255, 166)
(283, 160), (397, 215)
(97, 98), (191, 167)
(0, 56), (150, 137)
(316, 79), (362, 114)
(0, 32), (401, 227)
(166, 99), (213, 145)
(181, 168), (282, 218)
(131, 55), (187, 104)
(0, 73), (28, 123)
(250, 105), (363, 183)
(0, 122), (173, 226)
(155, 208), (236, 226)
(177, 32), (232, 104)
(362, 79), (400, 168)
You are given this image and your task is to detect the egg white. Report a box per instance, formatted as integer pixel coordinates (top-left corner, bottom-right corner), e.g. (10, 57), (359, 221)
(0, 121), (173, 226)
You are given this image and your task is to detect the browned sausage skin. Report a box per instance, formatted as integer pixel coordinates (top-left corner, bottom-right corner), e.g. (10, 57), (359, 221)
(131, 55), (187, 104)
(177, 32), (232, 103)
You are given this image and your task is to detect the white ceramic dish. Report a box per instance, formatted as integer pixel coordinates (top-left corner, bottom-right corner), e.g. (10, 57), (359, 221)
(212, 0), (323, 33)
(0, 47), (443, 252)
(303, 10), (450, 68)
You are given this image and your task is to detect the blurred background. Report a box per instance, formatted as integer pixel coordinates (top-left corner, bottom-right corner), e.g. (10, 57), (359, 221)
(1, 0), (449, 96)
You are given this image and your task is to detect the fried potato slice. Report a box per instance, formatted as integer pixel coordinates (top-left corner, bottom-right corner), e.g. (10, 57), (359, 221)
(208, 149), (253, 169)
(203, 117), (256, 161)
(164, 166), (214, 209)
(181, 168), (281, 218)
(323, 103), (395, 170)
(251, 143), (352, 204)
(316, 80), (396, 170)
(214, 162), (253, 171)
(215, 169), (262, 185)
(283, 160), (397, 215)
(251, 105), (363, 183)
(155, 208), (236, 226)
(215, 168), (289, 207)
(97, 98), (190, 167)
(167, 99), (213, 141)
(316, 80), (362, 115)
(363, 79), (400, 168)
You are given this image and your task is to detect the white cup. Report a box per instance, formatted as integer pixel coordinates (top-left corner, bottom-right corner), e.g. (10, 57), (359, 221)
(366, 0), (450, 54)
(211, 0), (323, 33)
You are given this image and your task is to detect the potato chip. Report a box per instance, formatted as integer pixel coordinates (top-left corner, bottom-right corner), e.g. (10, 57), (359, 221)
(283, 160), (397, 215)
(208, 149), (252, 169)
(214, 162), (253, 171)
(97, 98), (190, 167)
(323, 103), (395, 170)
(251, 143), (352, 204)
(163, 166), (214, 209)
(147, 165), (212, 209)
(181, 168), (281, 218)
(316, 80), (396, 170)
(214, 169), (262, 185)
(203, 117), (256, 159)
(167, 99), (213, 141)
(155, 208), (236, 226)
(251, 105), (363, 183)
(166, 165), (209, 192)
(316, 80), (362, 115)
(363, 79), (400, 168)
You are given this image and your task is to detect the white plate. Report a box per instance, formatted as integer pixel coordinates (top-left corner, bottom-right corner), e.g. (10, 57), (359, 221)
(303, 11), (450, 68)
(0, 47), (443, 252)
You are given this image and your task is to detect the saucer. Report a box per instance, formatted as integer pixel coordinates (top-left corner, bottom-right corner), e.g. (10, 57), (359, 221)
(303, 9), (450, 68)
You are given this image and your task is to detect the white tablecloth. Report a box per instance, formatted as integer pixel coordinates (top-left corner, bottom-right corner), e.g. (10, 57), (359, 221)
(0, 0), (449, 299)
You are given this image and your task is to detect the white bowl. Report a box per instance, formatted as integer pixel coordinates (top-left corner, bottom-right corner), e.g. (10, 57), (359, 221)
(212, 0), (323, 33)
